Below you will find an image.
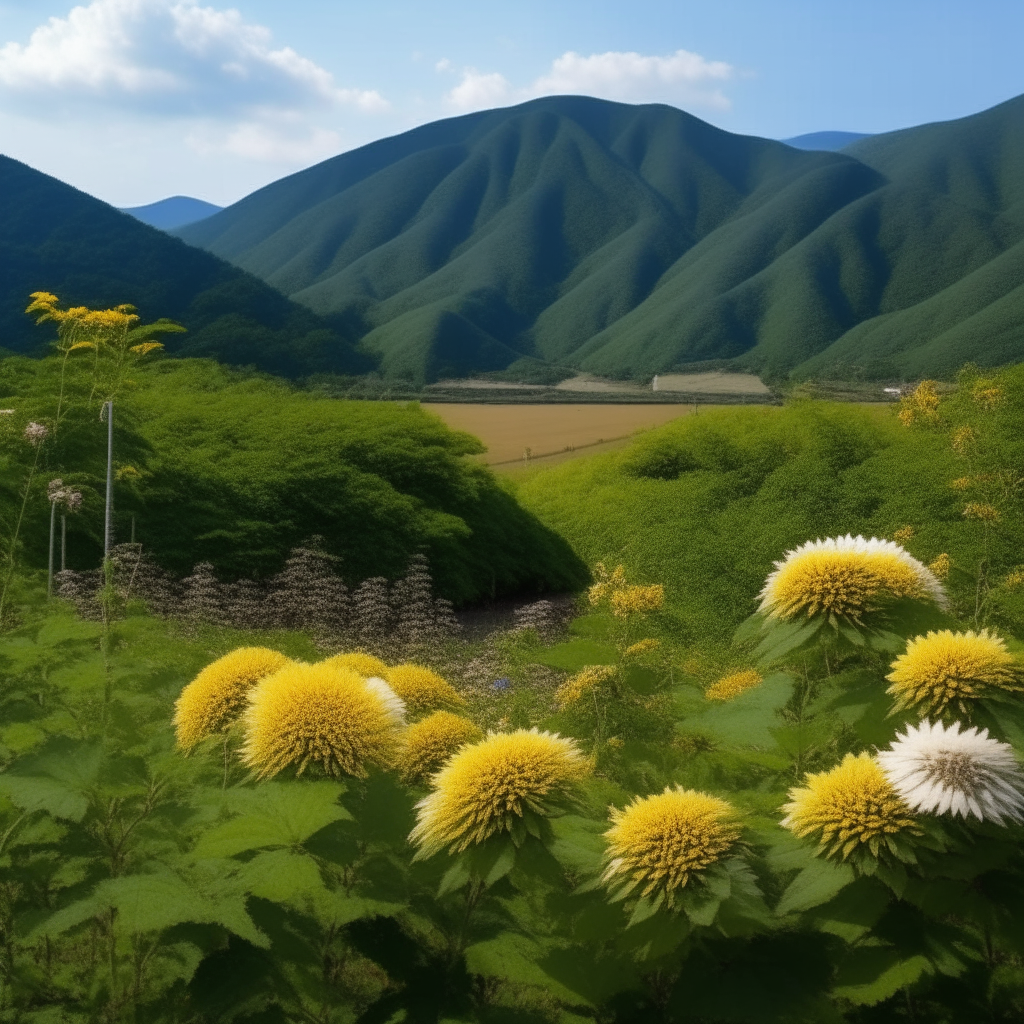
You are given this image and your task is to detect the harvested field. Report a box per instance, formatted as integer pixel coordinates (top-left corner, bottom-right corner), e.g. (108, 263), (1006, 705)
(425, 403), (703, 467)
(653, 372), (771, 394)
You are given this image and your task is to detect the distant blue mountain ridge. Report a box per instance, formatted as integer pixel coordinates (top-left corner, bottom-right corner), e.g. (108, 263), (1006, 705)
(782, 131), (874, 151)
(121, 195), (223, 230)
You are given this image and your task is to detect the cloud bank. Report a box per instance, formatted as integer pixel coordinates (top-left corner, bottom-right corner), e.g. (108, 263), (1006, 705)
(444, 48), (735, 113)
(0, 0), (386, 161)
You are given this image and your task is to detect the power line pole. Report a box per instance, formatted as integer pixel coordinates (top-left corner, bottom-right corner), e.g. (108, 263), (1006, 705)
(103, 401), (113, 558)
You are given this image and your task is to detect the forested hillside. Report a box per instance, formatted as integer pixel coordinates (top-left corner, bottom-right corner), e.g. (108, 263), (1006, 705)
(0, 157), (369, 378)
(180, 93), (1024, 383)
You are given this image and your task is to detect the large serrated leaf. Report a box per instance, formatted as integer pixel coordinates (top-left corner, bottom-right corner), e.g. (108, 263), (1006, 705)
(777, 858), (855, 915)
(194, 781), (349, 858)
(465, 934), (586, 1007)
(833, 948), (932, 1005)
(238, 849), (327, 905)
(33, 873), (266, 947)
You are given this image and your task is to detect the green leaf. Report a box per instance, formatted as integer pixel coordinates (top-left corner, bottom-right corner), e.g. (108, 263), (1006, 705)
(465, 934), (588, 1007)
(777, 858), (855, 915)
(752, 619), (823, 665)
(549, 815), (606, 875)
(194, 781), (349, 858)
(238, 850), (327, 905)
(833, 948), (931, 1006)
(34, 872), (266, 947)
(686, 673), (795, 747)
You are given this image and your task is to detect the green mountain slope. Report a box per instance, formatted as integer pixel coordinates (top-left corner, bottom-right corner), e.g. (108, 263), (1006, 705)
(0, 156), (369, 377)
(180, 93), (1024, 382)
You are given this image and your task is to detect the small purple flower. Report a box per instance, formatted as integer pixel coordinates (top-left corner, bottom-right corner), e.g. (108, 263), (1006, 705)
(492, 677), (512, 692)
(24, 422), (48, 445)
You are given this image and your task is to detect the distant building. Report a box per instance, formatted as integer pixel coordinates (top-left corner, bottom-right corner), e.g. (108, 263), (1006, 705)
(652, 375), (659, 391)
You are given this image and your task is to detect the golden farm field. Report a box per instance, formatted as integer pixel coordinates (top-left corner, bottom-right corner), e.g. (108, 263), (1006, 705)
(425, 402), (705, 467)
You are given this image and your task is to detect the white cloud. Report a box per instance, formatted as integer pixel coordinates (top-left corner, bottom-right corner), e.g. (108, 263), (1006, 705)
(445, 69), (511, 111)
(0, 0), (386, 161)
(531, 49), (734, 109)
(445, 47), (735, 114)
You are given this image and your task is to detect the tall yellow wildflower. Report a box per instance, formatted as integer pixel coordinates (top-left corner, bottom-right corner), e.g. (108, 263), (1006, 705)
(386, 664), (464, 713)
(321, 652), (389, 677)
(705, 670), (762, 702)
(409, 729), (589, 856)
(758, 535), (946, 624)
(240, 663), (404, 779)
(174, 647), (289, 750)
(397, 711), (482, 783)
(603, 787), (741, 905)
(610, 584), (665, 618)
(555, 665), (615, 708)
(886, 629), (1022, 717)
(781, 753), (919, 860)
(588, 562), (627, 606)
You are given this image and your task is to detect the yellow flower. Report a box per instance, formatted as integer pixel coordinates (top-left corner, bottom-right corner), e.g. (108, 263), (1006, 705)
(781, 753), (918, 860)
(606, 736), (625, 750)
(610, 584), (665, 618)
(129, 342), (163, 356)
(886, 629), (1023, 717)
(951, 426), (977, 456)
(623, 638), (661, 660)
(409, 729), (589, 856)
(386, 664), (464, 713)
(928, 553), (951, 580)
(1002, 567), (1024, 590)
(588, 562), (627, 606)
(758, 535), (946, 624)
(321, 652), (389, 677)
(602, 787), (741, 905)
(897, 381), (940, 426)
(892, 526), (916, 544)
(240, 663), (404, 779)
(705, 669), (763, 702)
(963, 502), (1000, 523)
(555, 665), (615, 708)
(397, 711), (482, 783)
(174, 647), (289, 750)
(971, 382), (1003, 410)
(950, 476), (973, 491)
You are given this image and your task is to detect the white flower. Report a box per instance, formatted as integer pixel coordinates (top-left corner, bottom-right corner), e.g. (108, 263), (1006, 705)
(363, 676), (406, 725)
(23, 421), (49, 445)
(0, 409), (14, 415)
(877, 720), (1024, 823)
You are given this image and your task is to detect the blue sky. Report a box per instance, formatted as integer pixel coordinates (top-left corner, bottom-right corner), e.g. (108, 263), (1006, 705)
(1, 0), (1022, 207)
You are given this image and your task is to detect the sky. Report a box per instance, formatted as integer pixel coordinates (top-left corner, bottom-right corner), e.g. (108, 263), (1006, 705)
(1, 0), (1022, 208)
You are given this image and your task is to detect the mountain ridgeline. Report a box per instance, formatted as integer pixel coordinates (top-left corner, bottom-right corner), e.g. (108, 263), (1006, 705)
(177, 93), (1024, 383)
(0, 156), (369, 377)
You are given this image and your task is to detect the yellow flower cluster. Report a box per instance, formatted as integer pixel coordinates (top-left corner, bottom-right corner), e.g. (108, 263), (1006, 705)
(322, 652), (389, 677)
(410, 729), (589, 856)
(928, 553), (951, 580)
(240, 662), (404, 779)
(781, 753), (918, 860)
(397, 711), (482, 783)
(588, 562), (627, 605)
(623, 638), (661, 660)
(386, 664), (464, 713)
(759, 536), (945, 624)
(971, 382), (1003, 410)
(610, 584), (665, 618)
(174, 647), (289, 749)
(886, 629), (1022, 717)
(705, 669), (763, 702)
(963, 502), (1000, 523)
(891, 526), (916, 544)
(949, 476), (973, 491)
(951, 425), (978, 455)
(603, 787), (741, 904)
(897, 381), (940, 427)
(1003, 567), (1024, 590)
(555, 665), (615, 708)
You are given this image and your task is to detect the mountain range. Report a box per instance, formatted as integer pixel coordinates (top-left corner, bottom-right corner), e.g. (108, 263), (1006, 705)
(0, 156), (367, 376)
(782, 131), (872, 151)
(177, 93), (1024, 382)
(121, 196), (223, 231)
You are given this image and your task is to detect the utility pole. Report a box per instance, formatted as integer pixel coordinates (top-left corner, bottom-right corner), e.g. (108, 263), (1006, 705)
(103, 401), (114, 558)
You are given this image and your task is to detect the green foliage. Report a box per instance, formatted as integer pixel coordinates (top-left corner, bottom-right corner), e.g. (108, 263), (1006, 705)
(0, 353), (586, 602)
(179, 93), (1024, 382)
